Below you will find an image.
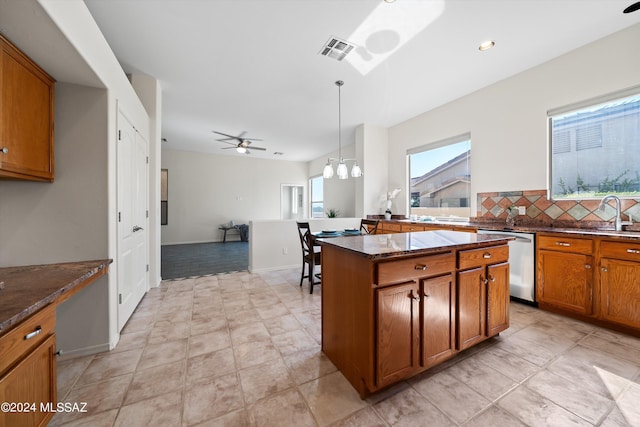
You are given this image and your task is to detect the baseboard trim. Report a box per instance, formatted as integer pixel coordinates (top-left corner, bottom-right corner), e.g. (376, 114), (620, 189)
(249, 264), (299, 274)
(56, 342), (111, 361)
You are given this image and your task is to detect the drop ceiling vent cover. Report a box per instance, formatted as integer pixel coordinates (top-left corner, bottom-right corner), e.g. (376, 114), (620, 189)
(319, 36), (355, 61)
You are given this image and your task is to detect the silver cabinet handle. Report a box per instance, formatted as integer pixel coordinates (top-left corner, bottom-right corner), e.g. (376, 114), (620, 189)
(0, 147), (7, 154)
(482, 252), (492, 259)
(410, 291), (420, 301)
(133, 225), (144, 232)
(24, 326), (42, 340)
(555, 242), (571, 247)
(414, 264), (428, 271)
(602, 267), (608, 272)
(585, 264), (591, 269)
(627, 249), (640, 254)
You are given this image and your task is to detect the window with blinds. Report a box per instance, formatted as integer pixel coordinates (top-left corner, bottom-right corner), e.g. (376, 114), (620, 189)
(548, 88), (640, 199)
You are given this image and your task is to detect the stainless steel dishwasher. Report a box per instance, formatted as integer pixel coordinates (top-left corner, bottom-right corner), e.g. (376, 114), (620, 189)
(477, 229), (536, 304)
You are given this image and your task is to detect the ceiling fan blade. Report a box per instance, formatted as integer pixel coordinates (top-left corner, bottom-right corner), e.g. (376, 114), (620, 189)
(249, 146), (267, 151)
(212, 130), (238, 139)
(217, 139), (238, 145)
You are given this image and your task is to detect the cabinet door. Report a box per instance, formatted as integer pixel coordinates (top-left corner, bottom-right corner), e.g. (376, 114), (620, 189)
(601, 258), (640, 329)
(0, 38), (54, 182)
(487, 262), (510, 336)
(538, 250), (593, 315)
(422, 274), (455, 368)
(376, 282), (420, 387)
(0, 334), (56, 427)
(457, 267), (486, 350)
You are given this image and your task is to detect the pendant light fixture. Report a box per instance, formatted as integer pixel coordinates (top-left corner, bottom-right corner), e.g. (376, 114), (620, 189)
(323, 80), (363, 180)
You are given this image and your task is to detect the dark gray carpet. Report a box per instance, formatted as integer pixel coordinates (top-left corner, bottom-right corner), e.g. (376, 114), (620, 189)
(161, 241), (248, 280)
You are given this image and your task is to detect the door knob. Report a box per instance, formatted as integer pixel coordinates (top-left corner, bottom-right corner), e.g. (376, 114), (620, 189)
(0, 147), (7, 154)
(133, 225), (144, 232)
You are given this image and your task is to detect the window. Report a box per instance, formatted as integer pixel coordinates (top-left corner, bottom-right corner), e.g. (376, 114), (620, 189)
(408, 134), (471, 219)
(549, 89), (640, 199)
(310, 175), (324, 218)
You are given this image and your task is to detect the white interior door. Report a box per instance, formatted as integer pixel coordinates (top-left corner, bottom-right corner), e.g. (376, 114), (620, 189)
(117, 110), (149, 331)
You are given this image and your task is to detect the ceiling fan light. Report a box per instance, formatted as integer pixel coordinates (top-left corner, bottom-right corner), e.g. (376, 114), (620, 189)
(236, 146), (247, 154)
(351, 162), (362, 177)
(337, 161), (348, 179)
(323, 161), (334, 179)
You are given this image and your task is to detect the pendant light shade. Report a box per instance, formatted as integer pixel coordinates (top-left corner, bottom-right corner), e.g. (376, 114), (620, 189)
(323, 80), (363, 180)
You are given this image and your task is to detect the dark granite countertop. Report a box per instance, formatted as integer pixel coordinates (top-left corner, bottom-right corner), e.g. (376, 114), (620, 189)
(0, 259), (112, 334)
(381, 219), (640, 240)
(317, 229), (513, 260)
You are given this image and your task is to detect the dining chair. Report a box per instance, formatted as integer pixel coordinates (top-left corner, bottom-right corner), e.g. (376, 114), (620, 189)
(296, 221), (321, 294)
(360, 218), (380, 235)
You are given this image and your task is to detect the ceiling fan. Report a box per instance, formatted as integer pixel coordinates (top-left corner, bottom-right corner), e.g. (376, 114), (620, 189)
(213, 130), (267, 154)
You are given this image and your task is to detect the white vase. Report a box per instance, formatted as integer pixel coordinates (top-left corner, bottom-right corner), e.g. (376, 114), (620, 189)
(384, 212), (391, 220)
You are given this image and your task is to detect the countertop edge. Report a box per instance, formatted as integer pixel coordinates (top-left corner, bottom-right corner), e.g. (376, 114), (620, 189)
(0, 259), (112, 334)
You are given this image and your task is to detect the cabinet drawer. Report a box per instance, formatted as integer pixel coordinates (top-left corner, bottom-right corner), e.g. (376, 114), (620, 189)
(401, 224), (426, 232)
(600, 240), (640, 262)
(458, 245), (509, 270)
(0, 304), (56, 375)
(537, 235), (593, 254)
(377, 252), (455, 285)
(381, 222), (402, 232)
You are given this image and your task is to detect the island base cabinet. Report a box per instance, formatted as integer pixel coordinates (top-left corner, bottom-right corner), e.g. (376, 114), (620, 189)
(422, 274), (456, 368)
(600, 258), (640, 329)
(0, 334), (56, 427)
(457, 261), (509, 350)
(376, 274), (457, 388)
(376, 282), (420, 388)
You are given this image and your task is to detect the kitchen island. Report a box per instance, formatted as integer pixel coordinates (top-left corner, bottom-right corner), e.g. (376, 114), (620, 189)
(319, 230), (512, 397)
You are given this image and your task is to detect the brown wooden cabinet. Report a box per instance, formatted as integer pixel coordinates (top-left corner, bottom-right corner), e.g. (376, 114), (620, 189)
(0, 304), (56, 427)
(457, 245), (509, 350)
(321, 233), (510, 397)
(376, 281), (421, 387)
(0, 33), (55, 182)
(599, 240), (640, 329)
(536, 235), (594, 315)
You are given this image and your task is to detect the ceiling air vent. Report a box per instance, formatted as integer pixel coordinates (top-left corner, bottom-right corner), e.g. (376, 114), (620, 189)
(319, 36), (355, 61)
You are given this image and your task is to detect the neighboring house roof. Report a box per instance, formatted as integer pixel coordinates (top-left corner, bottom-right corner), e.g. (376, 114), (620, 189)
(420, 176), (471, 197)
(411, 150), (471, 187)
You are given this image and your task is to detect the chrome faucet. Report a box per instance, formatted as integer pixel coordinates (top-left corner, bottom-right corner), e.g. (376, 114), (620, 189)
(598, 194), (632, 231)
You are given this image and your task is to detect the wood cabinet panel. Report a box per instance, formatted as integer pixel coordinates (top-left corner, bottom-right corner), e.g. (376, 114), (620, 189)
(0, 304), (55, 375)
(376, 282), (420, 387)
(538, 235), (593, 255)
(487, 262), (510, 336)
(377, 252), (454, 286)
(0, 33), (54, 182)
(458, 245), (509, 270)
(457, 267), (486, 350)
(600, 241), (640, 262)
(600, 258), (640, 329)
(401, 224), (426, 232)
(537, 250), (593, 315)
(422, 274), (456, 367)
(379, 222), (402, 233)
(0, 334), (56, 427)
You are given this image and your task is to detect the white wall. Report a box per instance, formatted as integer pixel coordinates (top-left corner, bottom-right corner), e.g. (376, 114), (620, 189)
(249, 218), (362, 273)
(356, 124), (389, 217)
(0, 0), (154, 355)
(161, 149), (309, 245)
(387, 24), (640, 217)
(308, 143), (357, 218)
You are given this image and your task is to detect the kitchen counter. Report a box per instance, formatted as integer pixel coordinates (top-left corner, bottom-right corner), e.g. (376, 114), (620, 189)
(381, 219), (640, 240)
(317, 229), (513, 259)
(0, 259), (112, 334)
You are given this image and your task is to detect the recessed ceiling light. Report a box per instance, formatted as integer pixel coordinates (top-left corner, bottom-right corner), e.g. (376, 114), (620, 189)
(623, 1), (640, 13)
(384, 0), (396, 3)
(479, 40), (495, 51)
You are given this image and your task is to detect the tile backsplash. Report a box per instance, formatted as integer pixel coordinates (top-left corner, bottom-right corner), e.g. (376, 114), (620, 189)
(476, 189), (640, 229)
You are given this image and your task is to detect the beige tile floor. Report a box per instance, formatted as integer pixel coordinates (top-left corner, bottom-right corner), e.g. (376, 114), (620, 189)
(50, 269), (640, 426)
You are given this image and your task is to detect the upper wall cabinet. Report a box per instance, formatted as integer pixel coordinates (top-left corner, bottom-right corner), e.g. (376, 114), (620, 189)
(0, 33), (55, 182)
